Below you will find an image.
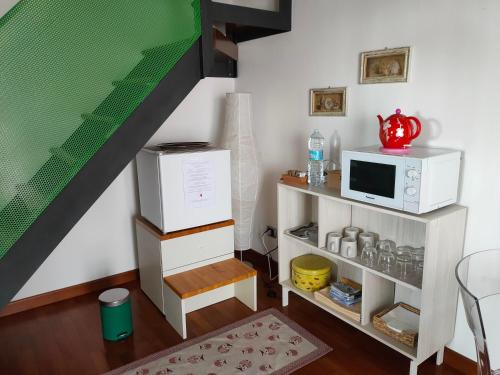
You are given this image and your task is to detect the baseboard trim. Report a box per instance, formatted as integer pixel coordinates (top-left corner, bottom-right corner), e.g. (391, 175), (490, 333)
(1, 251), (261, 318)
(0, 269), (138, 318)
(444, 347), (477, 374)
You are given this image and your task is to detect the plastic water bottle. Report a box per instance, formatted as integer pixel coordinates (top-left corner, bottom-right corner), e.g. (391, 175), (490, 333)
(308, 129), (325, 186)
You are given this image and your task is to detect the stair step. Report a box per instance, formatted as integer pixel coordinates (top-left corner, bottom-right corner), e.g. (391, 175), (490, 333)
(80, 113), (118, 139)
(15, 183), (44, 212)
(209, 1), (291, 43)
(112, 78), (156, 88)
(80, 113), (117, 124)
(141, 39), (190, 57)
(50, 147), (77, 166)
(213, 27), (238, 61)
(0, 195), (30, 219)
(163, 258), (256, 299)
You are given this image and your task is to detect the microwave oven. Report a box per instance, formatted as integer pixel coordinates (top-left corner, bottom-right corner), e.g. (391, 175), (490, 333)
(341, 146), (461, 214)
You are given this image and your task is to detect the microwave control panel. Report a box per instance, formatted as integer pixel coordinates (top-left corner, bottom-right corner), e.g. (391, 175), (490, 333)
(403, 159), (422, 213)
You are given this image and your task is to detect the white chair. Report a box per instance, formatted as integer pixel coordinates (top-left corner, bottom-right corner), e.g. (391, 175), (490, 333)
(456, 249), (500, 375)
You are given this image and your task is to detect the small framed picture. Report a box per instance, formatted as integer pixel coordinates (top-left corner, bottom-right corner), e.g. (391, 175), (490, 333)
(309, 87), (347, 116)
(360, 47), (410, 84)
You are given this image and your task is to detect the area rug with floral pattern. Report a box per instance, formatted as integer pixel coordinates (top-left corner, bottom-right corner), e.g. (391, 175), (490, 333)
(105, 308), (331, 375)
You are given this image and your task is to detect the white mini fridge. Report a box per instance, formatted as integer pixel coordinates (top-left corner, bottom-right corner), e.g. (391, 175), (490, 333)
(136, 144), (232, 233)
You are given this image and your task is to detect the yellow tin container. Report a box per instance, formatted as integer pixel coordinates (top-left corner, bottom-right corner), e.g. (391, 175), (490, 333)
(291, 254), (331, 292)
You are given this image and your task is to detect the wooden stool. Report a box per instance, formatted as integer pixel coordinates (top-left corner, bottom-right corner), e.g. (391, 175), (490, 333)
(163, 258), (257, 339)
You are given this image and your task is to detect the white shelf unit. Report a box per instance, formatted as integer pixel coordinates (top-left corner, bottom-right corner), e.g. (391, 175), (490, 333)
(277, 183), (467, 375)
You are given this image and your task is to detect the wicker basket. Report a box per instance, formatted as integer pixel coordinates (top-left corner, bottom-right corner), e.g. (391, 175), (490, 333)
(373, 302), (420, 347)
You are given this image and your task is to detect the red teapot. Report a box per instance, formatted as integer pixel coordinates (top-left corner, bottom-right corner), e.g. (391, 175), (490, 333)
(377, 109), (422, 149)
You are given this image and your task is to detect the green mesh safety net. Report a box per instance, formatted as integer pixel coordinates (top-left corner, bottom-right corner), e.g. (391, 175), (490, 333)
(0, 0), (201, 259)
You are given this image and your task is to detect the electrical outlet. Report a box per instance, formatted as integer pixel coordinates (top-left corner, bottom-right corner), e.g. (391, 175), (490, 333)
(266, 225), (277, 238)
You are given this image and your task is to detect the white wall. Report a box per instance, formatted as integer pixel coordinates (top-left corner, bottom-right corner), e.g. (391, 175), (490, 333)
(0, 0), (18, 16)
(14, 78), (235, 299)
(236, 0), (500, 360)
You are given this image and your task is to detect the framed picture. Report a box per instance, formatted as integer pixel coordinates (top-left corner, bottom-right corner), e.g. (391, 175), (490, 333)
(309, 87), (347, 116)
(360, 47), (410, 84)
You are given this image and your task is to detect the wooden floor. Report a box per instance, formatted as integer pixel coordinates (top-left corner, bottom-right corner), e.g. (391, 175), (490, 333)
(0, 254), (469, 375)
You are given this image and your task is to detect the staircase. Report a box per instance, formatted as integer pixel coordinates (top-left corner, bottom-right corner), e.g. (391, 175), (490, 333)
(0, 0), (291, 309)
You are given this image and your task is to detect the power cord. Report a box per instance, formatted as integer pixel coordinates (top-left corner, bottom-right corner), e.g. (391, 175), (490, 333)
(260, 229), (279, 298)
(260, 230), (278, 281)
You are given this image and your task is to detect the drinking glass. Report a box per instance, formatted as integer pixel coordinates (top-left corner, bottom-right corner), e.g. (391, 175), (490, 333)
(396, 253), (413, 280)
(395, 245), (413, 257)
(361, 244), (377, 267)
(378, 250), (395, 274)
(415, 261), (424, 277)
(377, 239), (396, 254)
(411, 247), (425, 271)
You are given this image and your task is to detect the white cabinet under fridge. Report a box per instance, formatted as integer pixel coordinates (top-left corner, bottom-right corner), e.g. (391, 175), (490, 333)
(136, 146), (232, 233)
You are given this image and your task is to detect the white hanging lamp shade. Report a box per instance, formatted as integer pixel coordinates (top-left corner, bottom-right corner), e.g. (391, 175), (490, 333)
(220, 93), (259, 251)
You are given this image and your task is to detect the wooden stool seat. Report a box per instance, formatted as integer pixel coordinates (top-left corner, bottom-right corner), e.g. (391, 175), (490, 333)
(164, 258), (256, 299)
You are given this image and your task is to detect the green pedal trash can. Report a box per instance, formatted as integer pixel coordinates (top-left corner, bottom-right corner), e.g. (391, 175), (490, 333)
(98, 288), (133, 341)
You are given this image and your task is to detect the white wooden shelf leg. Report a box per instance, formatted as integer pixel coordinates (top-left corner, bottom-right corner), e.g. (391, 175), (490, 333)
(163, 285), (187, 339)
(282, 286), (289, 307)
(234, 276), (257, 311)
(436, 347), (444, 366)
(409, 360), (418, 375)
(180, 302), (187, 339)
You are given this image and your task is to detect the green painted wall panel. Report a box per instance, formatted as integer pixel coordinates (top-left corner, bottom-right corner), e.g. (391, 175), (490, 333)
(0, 0), (201, 259)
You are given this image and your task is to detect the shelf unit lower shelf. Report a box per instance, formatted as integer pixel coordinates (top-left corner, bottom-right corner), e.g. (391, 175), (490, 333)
(280, 279), (418, 360)
(283, 233), (422, 291)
